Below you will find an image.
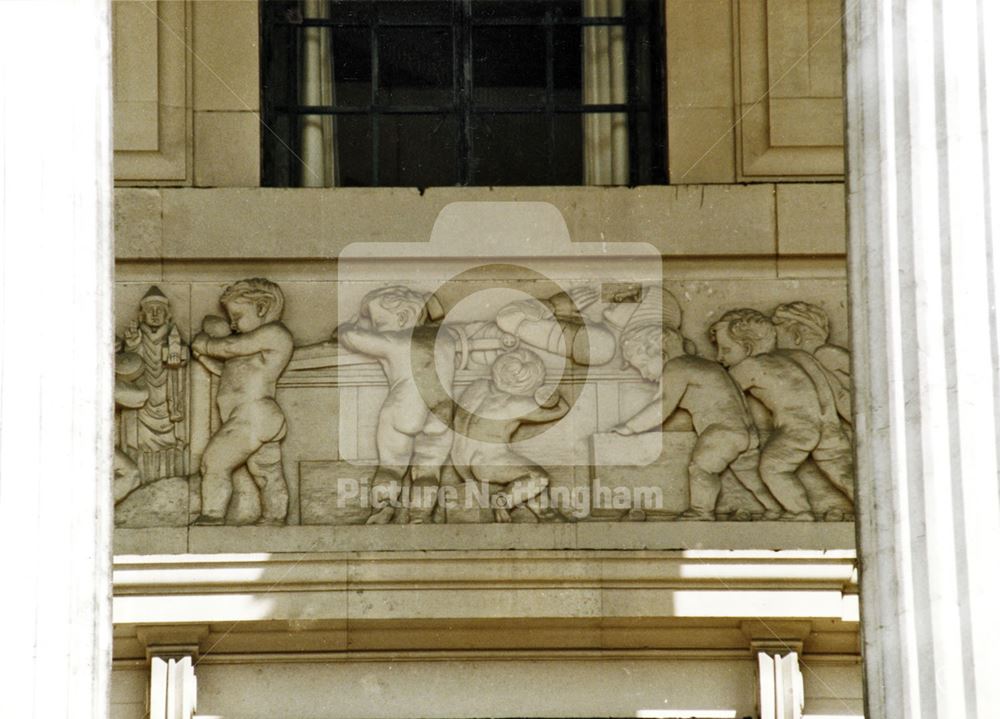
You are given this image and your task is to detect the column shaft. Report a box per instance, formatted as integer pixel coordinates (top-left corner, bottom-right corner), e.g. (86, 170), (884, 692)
(846, 1), (1000, 718)
(0, 1), (114, 716)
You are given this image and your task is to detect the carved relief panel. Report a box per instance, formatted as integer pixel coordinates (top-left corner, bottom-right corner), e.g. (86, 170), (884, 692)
(113, 204), (854, 529)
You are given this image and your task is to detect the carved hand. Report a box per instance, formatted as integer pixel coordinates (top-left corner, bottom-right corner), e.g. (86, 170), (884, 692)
(123, 320), (141, 349)
(534, 385), (560, 409)
(611, 423), (634, 436)
(191, 332), (210, 356)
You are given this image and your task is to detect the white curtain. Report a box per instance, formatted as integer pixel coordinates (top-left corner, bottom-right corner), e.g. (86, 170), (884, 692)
(582, 0), (629, 185)
(300, 0), (337, 187)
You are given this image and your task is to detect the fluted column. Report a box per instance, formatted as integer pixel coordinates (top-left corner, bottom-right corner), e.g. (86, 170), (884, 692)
(0, 1), (113, 717)
(845, 2), (1000, 718)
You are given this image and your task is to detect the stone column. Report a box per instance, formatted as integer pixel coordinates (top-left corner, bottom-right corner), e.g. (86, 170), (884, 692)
(0, 1), (113, 717)
(845, 2), (1000, 718)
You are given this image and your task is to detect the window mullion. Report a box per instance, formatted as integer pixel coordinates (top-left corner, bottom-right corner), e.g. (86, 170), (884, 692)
(626, 0), (640, 187)
(545, 6), (555, 184)
(370, 3), (380, 186)
(460, 0), (474, 185)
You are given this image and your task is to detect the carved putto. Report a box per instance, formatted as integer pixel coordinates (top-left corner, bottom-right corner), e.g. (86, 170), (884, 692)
(191, 278), (293, 526)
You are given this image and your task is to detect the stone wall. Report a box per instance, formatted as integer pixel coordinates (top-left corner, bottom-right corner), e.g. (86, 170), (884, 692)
(109, 2), (860, 717)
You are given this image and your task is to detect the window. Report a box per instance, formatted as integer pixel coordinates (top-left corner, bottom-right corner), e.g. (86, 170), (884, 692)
(261, 0), (666, 187)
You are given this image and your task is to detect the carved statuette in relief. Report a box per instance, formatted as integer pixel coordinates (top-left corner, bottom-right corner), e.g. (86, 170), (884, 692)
(117, 286), (189, 483)
(190, 278), (293, 525)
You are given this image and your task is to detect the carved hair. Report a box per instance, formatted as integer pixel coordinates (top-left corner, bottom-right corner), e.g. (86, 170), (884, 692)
(771, 301), (830, 343)
(491, 348), (548, 397)
(713, 308), (776, 355)
(220, 278), (285, 324)
(359, 286), (436, 328)
(621, 325), (687, 362)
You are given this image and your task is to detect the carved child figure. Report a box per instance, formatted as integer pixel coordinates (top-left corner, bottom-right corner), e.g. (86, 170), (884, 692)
(771, 301), (852, 423)
(451, 348), (570, 522)
(337, 286), (455, 524)
(711, 309), (854, 519)
(190, 278), (293, 525)
(612, 326), (783, 520)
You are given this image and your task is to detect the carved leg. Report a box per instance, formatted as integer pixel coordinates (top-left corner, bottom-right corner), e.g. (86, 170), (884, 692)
(368, 418), (417, 524)
(246, 441), (288, 525)
(196, 416), (261, 524)
(503, 464), (566, 523)
(408, 427), (453, 524)
(727, 450), (784, 519)
(680, 462), (721, 520)
(811, 426), (855, 502)
(366, 466), (405, 525)
(684, 428), (772, 520)
(757, 429), (815, 518)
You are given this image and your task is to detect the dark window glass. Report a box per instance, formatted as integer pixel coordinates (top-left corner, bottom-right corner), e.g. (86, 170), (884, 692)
(261, 0), (666, 187)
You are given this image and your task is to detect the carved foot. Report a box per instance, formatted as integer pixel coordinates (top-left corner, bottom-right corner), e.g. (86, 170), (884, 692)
(760, 510), (784, 521)
(730, 509), (754, 521)
(192, 514), (225, 526)
(781, 511), (816, 522)
(408, 510), (435, 524)
(255, 517), (285, 526)
(532, 507), (569, 523)
(493, 507), (512, 523)
(392, 507), (411, 524)
(624, 508), (646, 522)
(366, 506), (396, 525)
(678, 509), (715, 521)
(822, 509), (850, 521)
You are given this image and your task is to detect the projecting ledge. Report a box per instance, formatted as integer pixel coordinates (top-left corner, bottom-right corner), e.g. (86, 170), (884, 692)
(113, 521), (856, 556)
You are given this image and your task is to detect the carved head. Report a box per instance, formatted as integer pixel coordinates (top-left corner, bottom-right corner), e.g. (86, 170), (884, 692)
(219, 278), (285, 333)
(620, 325), (687, 381)
(771, 301), (830, 352)
(360, 286), (432, 331)
(711, 308), (776, 366)
(491, 348), (548, 397)
(139, 286), (171, 329)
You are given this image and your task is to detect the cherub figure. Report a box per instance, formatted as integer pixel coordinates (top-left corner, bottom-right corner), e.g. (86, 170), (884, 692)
(611, 326), (783, 520)
(337, 286), (455, 524)
(711, 309), (854, 519)
(190, 278), (293, 525)
(771, 301), (852, 422)
(451, 349), (570, 522)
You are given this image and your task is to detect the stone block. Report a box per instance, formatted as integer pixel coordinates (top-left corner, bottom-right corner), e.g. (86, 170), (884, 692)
(193, 0), (260, 111)
(598, 185), (778, 255)
(159, 186), (778, 259)
(667, 0), (734, 107)
(589, 431), (692, 518)
(668, 106), (736, 184)
(114, 189), (161, 259)
(193, 111), (260, 187)
(115, 477), (191, 528)
(300, 460), (372, 525)
(777, 183), (847, 255)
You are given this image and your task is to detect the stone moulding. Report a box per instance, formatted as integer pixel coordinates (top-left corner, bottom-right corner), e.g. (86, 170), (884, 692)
(111, 548), (860, 659)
